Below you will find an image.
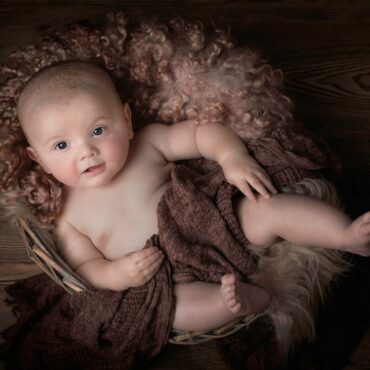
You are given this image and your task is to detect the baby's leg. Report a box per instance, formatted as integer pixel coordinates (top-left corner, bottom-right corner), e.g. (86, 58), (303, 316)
(173, 275), (271, 332)
(235, 193), (370, 256)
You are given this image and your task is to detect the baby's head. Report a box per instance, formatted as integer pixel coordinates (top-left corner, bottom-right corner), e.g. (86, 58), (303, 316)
(17, 60), (134, 189)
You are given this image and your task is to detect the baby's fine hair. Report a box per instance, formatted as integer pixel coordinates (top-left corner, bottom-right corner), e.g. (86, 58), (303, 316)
(17, 60), (119, 123)
(0, 13), (294, 225)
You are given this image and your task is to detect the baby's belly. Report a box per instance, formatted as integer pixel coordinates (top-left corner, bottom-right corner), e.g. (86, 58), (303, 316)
(99, 182), (170, 260)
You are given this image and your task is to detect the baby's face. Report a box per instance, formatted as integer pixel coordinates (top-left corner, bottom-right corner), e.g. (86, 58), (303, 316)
(21, 90), (133, 189)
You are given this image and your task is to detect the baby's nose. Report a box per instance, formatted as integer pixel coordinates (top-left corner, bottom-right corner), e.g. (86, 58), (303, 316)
(79, 142), (97, 160)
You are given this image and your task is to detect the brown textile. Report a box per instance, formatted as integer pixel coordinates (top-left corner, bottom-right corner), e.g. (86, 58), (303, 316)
(158, 166), (257, 284)
(0, 165), (256, 369)
(249, 121), (341, 187)
(1, 250), (175, 370)
(1, 155), (336, 370)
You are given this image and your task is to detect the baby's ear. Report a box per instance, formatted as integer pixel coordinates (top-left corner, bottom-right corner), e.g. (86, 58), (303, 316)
(26, 147), (51, 174)
(26, 146), (39, 162)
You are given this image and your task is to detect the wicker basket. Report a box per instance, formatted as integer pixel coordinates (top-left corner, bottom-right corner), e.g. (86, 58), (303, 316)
(15, 216), (260, 344)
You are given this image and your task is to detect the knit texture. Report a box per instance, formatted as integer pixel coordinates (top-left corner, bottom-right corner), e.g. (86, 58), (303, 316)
(1, 165), (272, 369)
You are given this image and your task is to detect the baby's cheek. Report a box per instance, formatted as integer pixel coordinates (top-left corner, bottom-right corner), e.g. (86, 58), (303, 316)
(107, 140), (128, 164)
(53, 162), (80, 187)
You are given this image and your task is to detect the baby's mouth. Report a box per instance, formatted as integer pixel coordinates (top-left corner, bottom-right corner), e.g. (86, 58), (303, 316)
(83, 164), (105, 175)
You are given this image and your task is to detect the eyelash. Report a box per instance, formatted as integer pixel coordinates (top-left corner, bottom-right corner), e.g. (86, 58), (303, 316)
(92, 126), (107, 137)
(54, 141), (68, 151)
(52, 126), (108, 151)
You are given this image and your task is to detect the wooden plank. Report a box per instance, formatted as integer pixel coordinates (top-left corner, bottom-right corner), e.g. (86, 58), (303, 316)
(150, 341), (229, 370)
(0, 263), (41, 283)
(344, 328), (370, 369)
(0, 221), (30, 263)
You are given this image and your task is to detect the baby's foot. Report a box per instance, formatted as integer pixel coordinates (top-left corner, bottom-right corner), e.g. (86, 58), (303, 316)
(220, 273), (271, 316)
(344, 212), (370, 256)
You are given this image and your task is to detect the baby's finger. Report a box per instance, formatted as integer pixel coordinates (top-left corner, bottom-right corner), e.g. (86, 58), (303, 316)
(255, 172), (277, 194)
(137, 250), (164, 269)
(246, 176), (271, 199)
(238, 181), (257, 203)
(141, 256), (165, 279)
(131, 247), (159, 263)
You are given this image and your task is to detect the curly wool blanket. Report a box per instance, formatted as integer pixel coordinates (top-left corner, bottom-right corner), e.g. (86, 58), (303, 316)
(2, 133), (340, 370)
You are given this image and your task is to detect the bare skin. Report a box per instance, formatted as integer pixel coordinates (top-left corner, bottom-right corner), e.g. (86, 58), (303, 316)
(221, 274), (271, 316)
(18, 62), (370, 332)
(235, 193), (370, 256)
(173, 274), (271, 331)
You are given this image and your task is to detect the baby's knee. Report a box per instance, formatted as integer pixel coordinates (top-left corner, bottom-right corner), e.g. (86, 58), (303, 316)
(234, 195), (279, 247)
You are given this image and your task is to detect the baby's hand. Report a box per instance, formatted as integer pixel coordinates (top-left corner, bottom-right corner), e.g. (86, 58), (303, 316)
(220, 151), (277, 202)
(119, 247), (165, 288)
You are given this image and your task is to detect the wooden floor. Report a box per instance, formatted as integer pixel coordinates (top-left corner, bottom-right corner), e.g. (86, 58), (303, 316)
(0, 1), (370, 369)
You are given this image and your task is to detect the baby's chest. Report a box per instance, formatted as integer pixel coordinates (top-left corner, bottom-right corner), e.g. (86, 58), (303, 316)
(69, 194), (160, 259)
(92, 208), (156, 258)
(66, 175), (171, 259)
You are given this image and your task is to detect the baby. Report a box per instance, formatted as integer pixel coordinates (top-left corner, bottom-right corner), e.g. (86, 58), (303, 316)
(17, 60), (370, 332)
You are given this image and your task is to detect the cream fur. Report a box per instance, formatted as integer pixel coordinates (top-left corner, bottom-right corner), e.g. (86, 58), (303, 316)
(249, 178), (349, 353)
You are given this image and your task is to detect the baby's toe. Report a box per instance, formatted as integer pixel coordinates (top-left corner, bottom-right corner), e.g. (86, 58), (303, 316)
(229, 302), (241, 314)
(228, 296), (237, 306)
(223, 283), (235, 293)
(223, 290), (235, 300)
(360, 222), (370, 235)
(221, 284), (234, 297)
(221, 273), (236, 286)
(363, 212), (370, 221)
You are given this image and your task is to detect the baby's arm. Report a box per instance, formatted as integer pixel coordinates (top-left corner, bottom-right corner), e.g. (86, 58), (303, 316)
(143, 120), (276, 201)
(56, 219), (164, 291)
(195, 122), (277, 201)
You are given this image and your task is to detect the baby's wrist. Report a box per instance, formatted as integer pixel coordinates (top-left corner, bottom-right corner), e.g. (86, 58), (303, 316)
(218, 148), (250, 166)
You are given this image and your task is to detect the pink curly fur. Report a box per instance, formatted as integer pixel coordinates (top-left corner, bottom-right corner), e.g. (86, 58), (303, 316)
(0, 12), (295, 225)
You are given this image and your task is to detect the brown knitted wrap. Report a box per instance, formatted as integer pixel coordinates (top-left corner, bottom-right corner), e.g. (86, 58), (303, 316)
(2, 165), (278, 369)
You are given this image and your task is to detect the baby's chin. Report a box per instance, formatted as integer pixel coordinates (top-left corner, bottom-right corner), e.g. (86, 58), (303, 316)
(56, 175), (112, 190)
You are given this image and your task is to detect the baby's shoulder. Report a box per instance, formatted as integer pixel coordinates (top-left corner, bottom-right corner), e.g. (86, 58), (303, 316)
(134, 119), (199, 164)
(54, 207), (76, 239)
(132, 123), (169, 161)
(135, 122), (166, 143)
(54, 188), (85, 232)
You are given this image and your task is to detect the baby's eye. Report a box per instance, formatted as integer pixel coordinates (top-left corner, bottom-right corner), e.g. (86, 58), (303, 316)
(54, 141), (68, 150)
(92, 127), (106, 136)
